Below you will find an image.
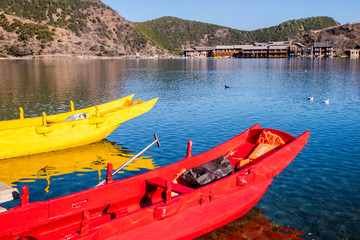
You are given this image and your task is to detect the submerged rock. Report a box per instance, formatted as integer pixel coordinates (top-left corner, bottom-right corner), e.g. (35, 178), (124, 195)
(196, 207), (305, 240)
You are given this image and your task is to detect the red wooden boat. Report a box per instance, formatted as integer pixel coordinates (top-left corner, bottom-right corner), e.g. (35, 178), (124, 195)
(0, 124), (309, 240)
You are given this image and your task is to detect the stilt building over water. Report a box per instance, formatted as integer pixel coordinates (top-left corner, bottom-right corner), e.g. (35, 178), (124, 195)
(184, 41), (352, 58)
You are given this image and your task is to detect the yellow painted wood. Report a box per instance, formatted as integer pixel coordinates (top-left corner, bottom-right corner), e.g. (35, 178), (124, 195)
(19, 107), (24, 120)
(0, 140), (157, 192)
(70, 101), (75, 112)
(0, 95), (157, 159)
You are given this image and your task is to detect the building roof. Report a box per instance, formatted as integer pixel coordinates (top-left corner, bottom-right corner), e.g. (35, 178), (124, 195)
(184, 48), (194, 52)
(268, 45), (289, 50)
(215, 45), (235, 50)
(234, 45), (250, 49)
(268, 41), (290, 46)
(314, 42), (334, 48)
(194, 47), (213, 51)
(355, 44), (360, 49)
(253, 43), (268, 46)
(241, 45), (267, 50)
(292, 42), (305, 48)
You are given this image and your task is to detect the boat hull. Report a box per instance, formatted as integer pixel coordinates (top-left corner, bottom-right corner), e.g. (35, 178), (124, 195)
(90, 179), (273, 240)
(0, 95), (157, 159)
(0, 125), (309, 240)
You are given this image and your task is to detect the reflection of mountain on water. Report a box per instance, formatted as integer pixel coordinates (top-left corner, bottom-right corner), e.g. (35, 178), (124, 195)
(0, 140), (158, 192)
(197, 207), (305, 240)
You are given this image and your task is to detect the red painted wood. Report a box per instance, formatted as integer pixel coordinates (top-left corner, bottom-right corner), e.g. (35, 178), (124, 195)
(186, 140), (192, 158)
(20, 186), (29, 206)
(146, 177), (193, 194)
(0, 124), (309, 240)
(106, 163), (113, 184)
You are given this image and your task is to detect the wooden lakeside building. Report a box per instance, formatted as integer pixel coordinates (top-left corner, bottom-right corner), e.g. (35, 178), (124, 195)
(183, 41), (357, 59)
(184, 48), (195, 58)
(184, 41), (293, 58)
(235, 44), (268, 58)
(268, 42), (291, 58)
(213, 45), (240, 58)
(185, 47), (213, 58)
(345, 49), (360, 58)
(345, 44), (360, 58)
(313, 41), (334, 57)
(268, 45), (289, 58)
(289, 43), (305, 57)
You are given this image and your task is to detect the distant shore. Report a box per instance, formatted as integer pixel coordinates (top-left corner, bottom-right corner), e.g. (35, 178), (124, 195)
(0, 54), (356, 61)
(0, 54), (178, 61)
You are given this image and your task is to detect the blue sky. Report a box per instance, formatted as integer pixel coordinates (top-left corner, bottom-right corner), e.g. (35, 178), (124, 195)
(101, 0), (360, 30)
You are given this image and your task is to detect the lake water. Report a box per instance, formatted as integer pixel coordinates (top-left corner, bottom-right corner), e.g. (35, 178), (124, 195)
(0, 58), (359, 239)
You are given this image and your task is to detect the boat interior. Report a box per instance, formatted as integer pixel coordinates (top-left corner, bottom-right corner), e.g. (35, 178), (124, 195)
(140, 128), (295, 205)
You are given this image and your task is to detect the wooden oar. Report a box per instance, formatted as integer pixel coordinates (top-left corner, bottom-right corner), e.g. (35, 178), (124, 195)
(96, 133), (161, 187)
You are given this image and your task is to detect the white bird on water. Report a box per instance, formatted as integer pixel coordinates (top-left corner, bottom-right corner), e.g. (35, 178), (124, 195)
(322, 99), (330, 105)
(307, 97), (314, 101)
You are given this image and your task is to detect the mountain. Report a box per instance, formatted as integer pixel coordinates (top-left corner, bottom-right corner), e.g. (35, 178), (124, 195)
(0, 0), (165, 57)
(295, 22), (360, 50)
(133, 17), (249, 54)
(134, 16), (338, 54)
(0, 0), (353, 58)
(247, 17), (339, 42)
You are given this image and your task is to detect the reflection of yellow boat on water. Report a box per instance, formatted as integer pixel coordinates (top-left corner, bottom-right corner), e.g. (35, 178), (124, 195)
(0, 140), (158, 192)
(0, 94), (157, 159)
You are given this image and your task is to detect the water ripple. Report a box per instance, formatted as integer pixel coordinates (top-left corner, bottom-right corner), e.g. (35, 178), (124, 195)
(0, 58), (359, 239)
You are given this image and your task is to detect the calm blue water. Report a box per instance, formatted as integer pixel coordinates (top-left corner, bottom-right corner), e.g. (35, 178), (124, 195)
(0, 58), (359, 239)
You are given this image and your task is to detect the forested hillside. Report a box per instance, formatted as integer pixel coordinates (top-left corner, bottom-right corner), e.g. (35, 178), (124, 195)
(134, 17), (249, 54)
(0, 0), (348, 57)
(247, 17), (338, 42)
(134, 16), (338, 53)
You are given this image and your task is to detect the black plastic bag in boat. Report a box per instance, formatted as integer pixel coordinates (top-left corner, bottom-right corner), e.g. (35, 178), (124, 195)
(180, 156), (234, 188)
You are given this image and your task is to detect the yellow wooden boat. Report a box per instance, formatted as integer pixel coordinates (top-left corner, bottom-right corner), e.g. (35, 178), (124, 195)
(0, 139), (158, 192)
(0, 95), (157, 159)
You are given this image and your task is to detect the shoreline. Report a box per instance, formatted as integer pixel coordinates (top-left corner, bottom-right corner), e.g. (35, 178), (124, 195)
(0, 54), (356, 61)
(0, 54), (178, 61)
